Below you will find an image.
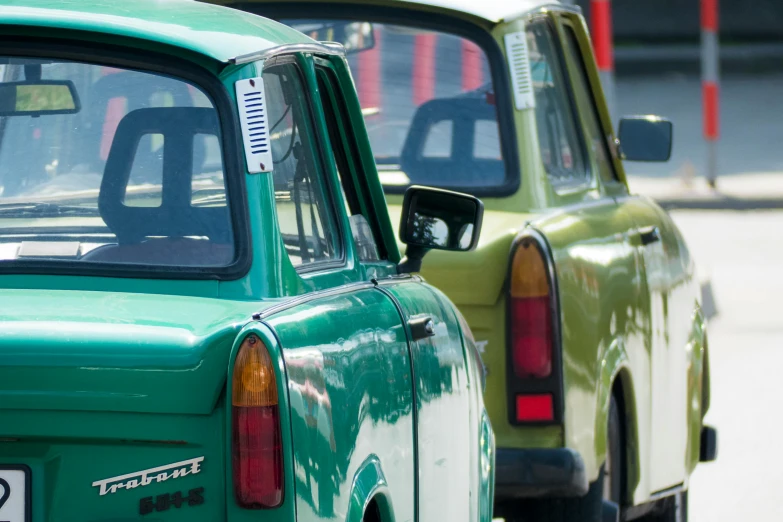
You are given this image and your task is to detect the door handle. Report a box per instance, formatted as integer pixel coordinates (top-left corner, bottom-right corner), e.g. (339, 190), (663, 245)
(409, 316), (436, 342)
(638, 226), (660, 246)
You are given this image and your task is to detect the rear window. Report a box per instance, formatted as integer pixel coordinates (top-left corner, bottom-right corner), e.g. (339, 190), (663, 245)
(0, 57), (234, 270)
(283, 19), (507, 193)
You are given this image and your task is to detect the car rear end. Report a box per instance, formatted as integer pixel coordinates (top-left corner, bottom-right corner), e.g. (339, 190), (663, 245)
(0, 291), (297, 522)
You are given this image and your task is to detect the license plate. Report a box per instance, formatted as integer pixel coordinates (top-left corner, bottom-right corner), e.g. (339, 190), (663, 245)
(0, 466), (29, 522)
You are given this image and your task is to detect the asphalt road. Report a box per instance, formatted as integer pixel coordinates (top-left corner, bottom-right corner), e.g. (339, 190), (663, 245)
(672, 209), (783, 521)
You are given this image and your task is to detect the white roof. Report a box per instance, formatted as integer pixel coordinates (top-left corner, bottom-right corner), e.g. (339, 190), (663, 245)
(387, 0), (568, 23)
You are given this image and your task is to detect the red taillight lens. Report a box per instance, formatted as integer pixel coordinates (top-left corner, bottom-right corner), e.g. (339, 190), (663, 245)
(515, 394), (554, 422)
(510, 240), (553, 379)
(233, 405), (283, 508)
(511, 296), (552, 378)
(232, 335), (283, 509)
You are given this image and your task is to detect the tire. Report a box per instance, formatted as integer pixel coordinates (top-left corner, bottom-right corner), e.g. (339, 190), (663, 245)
(499, 395), (623, 522)
(639, 492), (688, 522)
(605, 393), (623, 505)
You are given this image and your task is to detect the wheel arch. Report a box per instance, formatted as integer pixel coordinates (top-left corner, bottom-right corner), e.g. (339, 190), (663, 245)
(345, 455), (396, 522)
(686, 305), (710, 474)
(595, 338), (641, 505)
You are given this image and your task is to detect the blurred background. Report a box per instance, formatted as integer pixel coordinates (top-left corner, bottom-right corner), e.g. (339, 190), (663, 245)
(568, 0), (783, 519)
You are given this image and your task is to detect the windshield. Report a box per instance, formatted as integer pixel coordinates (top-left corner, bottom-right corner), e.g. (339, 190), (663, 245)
(283, 20), (506, 192)
(0, 57), (233, 270)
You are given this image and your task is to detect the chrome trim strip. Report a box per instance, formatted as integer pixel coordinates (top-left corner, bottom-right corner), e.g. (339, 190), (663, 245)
(251, 281), (375, 320)
(229, 42), (346, 65)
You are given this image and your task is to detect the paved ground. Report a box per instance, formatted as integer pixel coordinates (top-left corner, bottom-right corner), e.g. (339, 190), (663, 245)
(671, 209), (783, 521)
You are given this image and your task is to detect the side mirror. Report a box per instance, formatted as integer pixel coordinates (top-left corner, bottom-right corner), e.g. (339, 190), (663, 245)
(618, 116), (673, 162)
(397, 185), (484, 274)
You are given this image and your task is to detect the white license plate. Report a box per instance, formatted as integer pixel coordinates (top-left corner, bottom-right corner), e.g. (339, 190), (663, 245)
(0, 467), (29, 522)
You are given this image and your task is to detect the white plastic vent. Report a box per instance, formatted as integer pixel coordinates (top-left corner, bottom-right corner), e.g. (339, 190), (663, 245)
(235, 77), (273, 173)
(504, 29), (536, 111)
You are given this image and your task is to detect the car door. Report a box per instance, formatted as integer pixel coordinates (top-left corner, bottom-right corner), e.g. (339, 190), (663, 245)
(313, 58), (476, 522)
(524, 14), (652, 496)
(259, 57), (417, 521)
(381, 279), (474, 522)
(607, 194), (690, 491)
(559, 18), (688, 492)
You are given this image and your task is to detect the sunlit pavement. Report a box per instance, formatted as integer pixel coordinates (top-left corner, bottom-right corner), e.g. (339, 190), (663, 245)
(672, 210), (783, 521)
(621, 72), (783, 522)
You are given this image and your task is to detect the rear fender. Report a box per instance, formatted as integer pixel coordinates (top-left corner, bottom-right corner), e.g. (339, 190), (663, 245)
(345, 455), (396, 522)
(223, 322), (297, 522)
(685, 305), (708, 475)
(595, 337), (641, 501)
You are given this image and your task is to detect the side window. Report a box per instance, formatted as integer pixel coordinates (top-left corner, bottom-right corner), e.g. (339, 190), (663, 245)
(526, 21), (588, 187)
(315, 66), (383, 263)
(264, 63), (342, 267)
(563, 26), (618, 183)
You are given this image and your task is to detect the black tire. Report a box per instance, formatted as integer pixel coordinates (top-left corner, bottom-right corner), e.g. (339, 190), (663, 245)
(605, 393), (623, 505)
(498, 394), (623, 522)
(639, 492), (688, 522)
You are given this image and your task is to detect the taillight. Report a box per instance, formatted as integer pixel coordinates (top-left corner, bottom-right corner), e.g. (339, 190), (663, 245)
(507, 234), (562, 424)
(510, 239), (552, 378)
(515, 394), (554, 422)
(232, 334), (283, 509)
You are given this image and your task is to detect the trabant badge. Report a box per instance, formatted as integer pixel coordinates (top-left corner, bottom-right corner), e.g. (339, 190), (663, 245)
(91, 457), (204, 496)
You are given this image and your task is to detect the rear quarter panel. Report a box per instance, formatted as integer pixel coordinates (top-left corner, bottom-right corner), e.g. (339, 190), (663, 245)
(262, 288), (415, 522)
(532, 203), (649, 486)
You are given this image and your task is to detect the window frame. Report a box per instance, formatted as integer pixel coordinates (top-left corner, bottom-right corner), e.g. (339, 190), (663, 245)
(263, 55), (347, 274)
(251, 3), (521, 198)
(313, 58), (389, 262)
(560, 19), (624, 188)
(0, 36), (251, 280)
(527, 16), (593, 192)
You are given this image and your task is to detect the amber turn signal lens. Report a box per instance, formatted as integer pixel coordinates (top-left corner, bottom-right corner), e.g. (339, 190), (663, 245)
(510, 239), (549, 299)
(232, 335), (278, 407)
(231, 334), (283, 508)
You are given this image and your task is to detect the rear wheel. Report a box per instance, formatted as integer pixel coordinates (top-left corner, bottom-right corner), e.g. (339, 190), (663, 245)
(605, 393), (623, 505)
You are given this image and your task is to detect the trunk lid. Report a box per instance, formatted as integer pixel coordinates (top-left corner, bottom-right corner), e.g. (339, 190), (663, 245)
(0, 289), (266, 521)
(0, 289), (261, 415)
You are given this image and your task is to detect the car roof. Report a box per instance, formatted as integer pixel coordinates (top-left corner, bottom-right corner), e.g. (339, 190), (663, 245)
(0, 0), (314, 64)
(382, 0), (562, 23)
(241, 0), (568, 23)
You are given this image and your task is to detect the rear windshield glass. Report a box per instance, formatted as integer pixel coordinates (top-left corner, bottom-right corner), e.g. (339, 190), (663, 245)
(0, 57), (233, 270)
(282, 19), (507, 192)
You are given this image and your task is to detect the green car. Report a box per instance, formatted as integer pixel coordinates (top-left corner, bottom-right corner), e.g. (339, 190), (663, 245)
(217, 0), (718, 520)
(0, 1), (497, 521)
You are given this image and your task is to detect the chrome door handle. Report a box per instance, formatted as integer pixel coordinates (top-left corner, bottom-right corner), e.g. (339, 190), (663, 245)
(408, 316), (435, 342)
(638, 226), (660, 246)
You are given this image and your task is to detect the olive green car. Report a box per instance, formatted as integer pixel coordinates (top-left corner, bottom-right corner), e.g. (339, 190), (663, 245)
(217, 0), (718, 520)
(0, 2), (497, 521)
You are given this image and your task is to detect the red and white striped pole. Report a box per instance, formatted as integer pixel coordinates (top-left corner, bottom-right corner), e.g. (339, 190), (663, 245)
(413, 34), (437, 106)
(701, 0), (720, 188)
(461, 39), (484, 92)
(357, 27), (382, 115)
(590, 0), (615, 122)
